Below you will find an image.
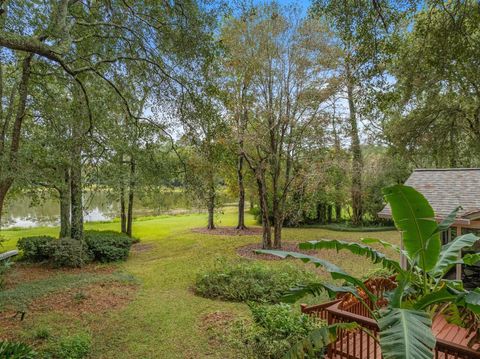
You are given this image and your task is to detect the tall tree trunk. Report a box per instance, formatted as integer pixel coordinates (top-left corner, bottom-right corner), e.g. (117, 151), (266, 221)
(273, 212), (282, 249)
(119, 154), (127, 234)
(59, 168), (71, 238)
(70, 88), (84, 240)
(346, 62), (363, 226)
(126, 158), (135, 237)
(207, 171), (215, 230)
(256, 168), (271, 249)
(335, 204), (342, 222)
(120, 184), (127, 234)
(0, 54), (33, 229)
(236, 154), (246, 230)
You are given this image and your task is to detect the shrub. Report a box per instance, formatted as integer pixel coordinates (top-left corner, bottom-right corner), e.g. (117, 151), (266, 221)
(17, 236), (55, 262)
(52, 333), (91, 359)
(194, 259), (317, 303)
(0, 340), (37, 359)
(49, 238), (93, 268)
(84, 230), (133, 262)
(230, 303), (324, 359)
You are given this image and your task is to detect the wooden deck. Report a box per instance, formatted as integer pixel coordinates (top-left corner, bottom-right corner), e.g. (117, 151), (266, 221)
(302, 301), (480, 359)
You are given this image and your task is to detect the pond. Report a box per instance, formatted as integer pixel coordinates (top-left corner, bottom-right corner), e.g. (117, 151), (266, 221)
(1, 189), (230, 229)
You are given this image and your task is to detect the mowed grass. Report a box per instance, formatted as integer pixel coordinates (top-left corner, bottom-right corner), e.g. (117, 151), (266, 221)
(0, 208), (400, 358)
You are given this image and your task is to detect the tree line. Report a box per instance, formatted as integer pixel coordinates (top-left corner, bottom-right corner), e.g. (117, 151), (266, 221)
(0, 0), (478, 249)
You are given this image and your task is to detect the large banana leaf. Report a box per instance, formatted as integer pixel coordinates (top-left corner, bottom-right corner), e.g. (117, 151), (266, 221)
(283, 322), (358, 359)
(378, 308), (435, 359)
(429, 233), (479, 278)
(255, 250), (376, 303)
(383, 185), (441, 271)
(299, 239), (403, 273)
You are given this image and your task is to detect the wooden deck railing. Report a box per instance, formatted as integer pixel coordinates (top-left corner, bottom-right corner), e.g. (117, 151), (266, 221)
(301, 298), (480, 359)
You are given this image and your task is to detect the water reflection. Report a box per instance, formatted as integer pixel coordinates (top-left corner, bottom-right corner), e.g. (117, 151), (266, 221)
(2, 190), (233, 228)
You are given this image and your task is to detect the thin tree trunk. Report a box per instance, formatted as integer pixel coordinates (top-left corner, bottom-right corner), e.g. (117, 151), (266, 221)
(120, 184), (127, 234)
(59, 168), (71, 238)
(236, 154), (247, 230)
(346, 61), (363, 226)
(119, 154), (127, 234)
(273, 213), (282, 249)
(126, 158), (135, 237)
(207, 171), (215, 230)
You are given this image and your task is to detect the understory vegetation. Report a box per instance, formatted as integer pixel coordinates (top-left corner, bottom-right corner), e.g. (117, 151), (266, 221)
(194, 259), (317, 303)
(17, 231), (134, 267)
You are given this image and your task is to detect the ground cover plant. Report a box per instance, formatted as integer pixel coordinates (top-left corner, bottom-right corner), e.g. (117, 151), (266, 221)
(229, 303), (325, 359)
(194, 259), (317, 303)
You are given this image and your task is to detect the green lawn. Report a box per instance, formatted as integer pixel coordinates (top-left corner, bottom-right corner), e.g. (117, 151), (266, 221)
(0, 208), (400, 358)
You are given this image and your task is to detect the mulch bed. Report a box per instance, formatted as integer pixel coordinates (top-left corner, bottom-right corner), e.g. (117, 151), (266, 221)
(191, 226), (263, 236)
(2, 263), (115, 289)
(29, 282), (137, 315)
(236, 242), (317, 260)
(0, 281), (138, 339)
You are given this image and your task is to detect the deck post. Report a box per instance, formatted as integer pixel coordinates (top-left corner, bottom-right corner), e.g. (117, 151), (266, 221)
(456, 225), (463, 281)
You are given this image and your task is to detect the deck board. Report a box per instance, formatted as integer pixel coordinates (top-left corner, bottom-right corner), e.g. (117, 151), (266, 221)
(326, 315), (479, 358)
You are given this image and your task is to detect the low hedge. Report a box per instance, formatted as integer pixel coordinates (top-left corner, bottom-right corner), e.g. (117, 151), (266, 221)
(17, 231), (134, 267)
(84, 230), (133, 263)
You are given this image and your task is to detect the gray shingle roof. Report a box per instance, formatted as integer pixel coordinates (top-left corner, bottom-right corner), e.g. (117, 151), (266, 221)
(378, 168), (480, 220)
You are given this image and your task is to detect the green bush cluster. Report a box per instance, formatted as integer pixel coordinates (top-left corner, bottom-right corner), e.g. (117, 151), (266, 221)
(51, 333), (92, 359)
(49, 239), (93, 268)
(194, 259), (317, 303)
(0, 340), (37, 359)
(17, 231), (133, 267)
(84, 230), (133, 262)
(231, 303), (324, 359)
(17, 236), (55, 262)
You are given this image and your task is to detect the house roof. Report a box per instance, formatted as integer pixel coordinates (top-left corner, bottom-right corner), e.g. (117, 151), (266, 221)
(378, 168), (480, 223)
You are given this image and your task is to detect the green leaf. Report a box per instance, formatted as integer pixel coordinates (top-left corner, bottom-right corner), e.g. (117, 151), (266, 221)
(299, 240), (403, 273)
(281, 282), (358, 303)
(283, 323), (358, 359)
(433, 206), (462, 235)
(413, 287), (457, 310)
(255, 250), (376, 304)
(462, 253), (480, 266)
(464, 289), (480, 314)
(383, 185), (441, 271)
(361, 237), (401, 253)
(429, 233), (479, 278)
(378, 308), (435, 359)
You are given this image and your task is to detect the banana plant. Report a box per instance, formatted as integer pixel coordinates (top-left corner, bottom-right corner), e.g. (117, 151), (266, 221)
(258, 185), (480, 359)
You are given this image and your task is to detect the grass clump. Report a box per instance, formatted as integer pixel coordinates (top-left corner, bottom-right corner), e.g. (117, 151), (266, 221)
(0, 340), (37, 358)
(194, 259), (317, 303)
(230, 303), (324, 359)
(49, 332), (92, 359)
